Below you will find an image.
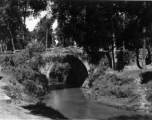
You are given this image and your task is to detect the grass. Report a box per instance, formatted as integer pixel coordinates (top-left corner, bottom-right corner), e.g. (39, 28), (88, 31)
(83, 62), (152, 113)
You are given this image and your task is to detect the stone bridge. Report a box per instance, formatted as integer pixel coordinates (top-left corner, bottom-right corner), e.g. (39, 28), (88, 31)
(40, 47), (90, 87)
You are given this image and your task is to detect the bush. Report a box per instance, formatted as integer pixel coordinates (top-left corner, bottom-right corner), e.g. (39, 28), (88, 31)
(49, 62), (71, 83)
(89, 70), (135, 100)
(1, 42), (47, 99)
(0, 54), (14, 67)
(146, 81), (152, 102)
(26, 41), (45, 58)
(12, 50), (30, 66)
(87, 58), (109, 85)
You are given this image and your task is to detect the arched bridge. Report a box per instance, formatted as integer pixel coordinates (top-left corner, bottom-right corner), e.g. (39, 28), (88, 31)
(40, 47), (89, 87)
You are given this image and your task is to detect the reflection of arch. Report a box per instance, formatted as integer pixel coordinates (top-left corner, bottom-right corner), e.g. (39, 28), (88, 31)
(136, 47), (151, 69)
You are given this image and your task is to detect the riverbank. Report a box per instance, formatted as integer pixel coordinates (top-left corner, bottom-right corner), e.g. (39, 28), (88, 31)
(82, 65), (152, 114)
(0, 70), (68, 120)
(0, 100), (68, 120)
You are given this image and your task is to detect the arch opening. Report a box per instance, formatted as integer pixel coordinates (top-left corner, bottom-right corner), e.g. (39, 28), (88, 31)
(48, 55), (88, 87)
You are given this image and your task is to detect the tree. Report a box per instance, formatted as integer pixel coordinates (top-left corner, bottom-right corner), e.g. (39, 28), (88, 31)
(0, 0), (23, 51)
(51, 1), (127, 64)
(32, 16), (54, 49)
(123, 2), (152, 70)
(19, 0), (47, 42)
(51, 1), (152, 69)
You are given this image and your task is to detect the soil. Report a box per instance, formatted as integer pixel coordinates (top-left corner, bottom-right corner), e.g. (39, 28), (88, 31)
(0, 101), (51, 120)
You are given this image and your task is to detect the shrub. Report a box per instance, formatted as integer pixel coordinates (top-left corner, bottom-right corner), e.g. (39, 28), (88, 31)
(28, 54), (45, 72)
(1, 42), (47, 99)
(0, 54), (14, 67)
(89, 71), (135, 100)
(26, 41), (45, 58)
(12, 50), (30, 66)
(50, 62), (71, 83)
(87, 58), (109, 85)
(146, 81), (152, 102)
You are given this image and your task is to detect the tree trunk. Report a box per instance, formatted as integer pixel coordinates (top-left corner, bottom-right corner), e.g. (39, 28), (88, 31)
(146, 46), (151, 65)
(142, 36), (146, 72)
(111, 45), (114, 70)
(106, 52), (112, 68)
(52, 34), (54, 47)
(112, 33), (117, 70)
(46, 28), (48, 50)
(23, 4), (27, 42)
(136, 48), (142, 69)
(8, 25), (15, 51)
(123, 12), (125, 50)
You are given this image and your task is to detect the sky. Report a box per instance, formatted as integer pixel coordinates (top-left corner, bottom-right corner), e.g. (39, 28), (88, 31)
(26, 11), (58, 31)
(26, 11), (47, 31)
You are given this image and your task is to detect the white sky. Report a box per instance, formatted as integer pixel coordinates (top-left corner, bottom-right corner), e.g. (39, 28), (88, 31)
(26, 11), (58, 31)
(26, 11), (47, 31)
(52, 19), (58, 30)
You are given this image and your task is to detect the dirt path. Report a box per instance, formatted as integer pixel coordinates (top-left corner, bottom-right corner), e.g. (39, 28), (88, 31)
(0, 101), (51, 120)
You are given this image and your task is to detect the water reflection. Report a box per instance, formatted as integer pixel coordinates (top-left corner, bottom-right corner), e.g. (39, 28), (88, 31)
(43, 88), (152, 119)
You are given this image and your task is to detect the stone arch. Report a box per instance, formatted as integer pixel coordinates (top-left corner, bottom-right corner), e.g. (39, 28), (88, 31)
(47, 55), (88, 87)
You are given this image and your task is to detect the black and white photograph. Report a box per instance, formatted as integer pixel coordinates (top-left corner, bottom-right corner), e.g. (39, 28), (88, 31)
(1, 0), (152, 119)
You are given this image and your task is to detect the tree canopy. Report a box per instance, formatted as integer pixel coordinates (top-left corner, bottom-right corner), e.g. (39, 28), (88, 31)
(50, 1), (152, 50)
(0, 0), (48, 50)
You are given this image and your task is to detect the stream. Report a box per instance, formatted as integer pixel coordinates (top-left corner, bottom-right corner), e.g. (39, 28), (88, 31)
(42, 88), (152, 119)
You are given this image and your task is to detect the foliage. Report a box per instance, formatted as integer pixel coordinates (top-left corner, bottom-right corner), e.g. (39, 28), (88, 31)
(26, 40), (45, 58)
(0, 0), (48, 50)
(50, 1), (152, 67)
(1, 42), (47, 98)
(90, 73), (135, 100)
(32, 16), (54, 47)
(50, 62), (71, 83)
(0, 0), (23, 50)
(87, 57), (109, 83)
(85, 56), (136, 101)
(146, 81), (152, 102)
(52, 1), (152, 48)
(115, 49), (136, 71)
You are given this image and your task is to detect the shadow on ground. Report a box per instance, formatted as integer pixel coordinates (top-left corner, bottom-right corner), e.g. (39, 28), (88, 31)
(0, 76), (3, 80)
(140, 71), (152, 84)
(22, 103), (68, 119)
(106, 114), (152, 120)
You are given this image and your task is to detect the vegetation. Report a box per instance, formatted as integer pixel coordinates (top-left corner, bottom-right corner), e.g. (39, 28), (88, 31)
(50, 1), (152, 70)
(83, 60), (139, 110)
(0, 41), (47, 102)
(1, 0), (152, 114)
(0, 0), (47, 50)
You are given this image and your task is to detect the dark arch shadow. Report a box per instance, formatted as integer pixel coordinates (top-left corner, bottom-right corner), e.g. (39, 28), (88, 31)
(49, 55), (88, 87)
(140, 71), (152, 84)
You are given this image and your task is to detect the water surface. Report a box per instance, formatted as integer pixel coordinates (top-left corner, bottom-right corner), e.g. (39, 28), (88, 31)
(43, 88), (152, 119)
